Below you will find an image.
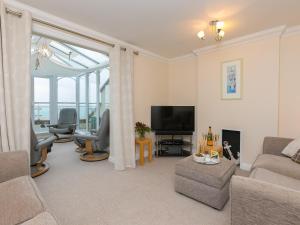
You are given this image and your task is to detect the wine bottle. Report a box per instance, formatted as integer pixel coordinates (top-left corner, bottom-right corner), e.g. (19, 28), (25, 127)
(207, 126), (213, 146)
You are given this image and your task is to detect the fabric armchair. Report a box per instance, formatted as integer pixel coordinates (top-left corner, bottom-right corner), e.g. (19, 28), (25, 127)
(48, 108), (77, 142)
(31, 123), (56, 177)
(74, 109), (110, 161)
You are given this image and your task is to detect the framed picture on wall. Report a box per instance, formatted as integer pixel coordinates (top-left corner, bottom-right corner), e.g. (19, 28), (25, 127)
(221, 59), (242, 99)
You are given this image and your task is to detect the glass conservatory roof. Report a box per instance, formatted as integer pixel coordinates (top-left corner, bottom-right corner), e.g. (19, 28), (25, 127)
(31, 35), (109, 70)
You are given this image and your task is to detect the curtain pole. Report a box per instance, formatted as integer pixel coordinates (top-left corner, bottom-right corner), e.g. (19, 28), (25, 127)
(5, 8), (139, 55)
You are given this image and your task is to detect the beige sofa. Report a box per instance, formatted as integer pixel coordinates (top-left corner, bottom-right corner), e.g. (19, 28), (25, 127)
(0, 151), (58, 225)
(231, 137), (300, 225)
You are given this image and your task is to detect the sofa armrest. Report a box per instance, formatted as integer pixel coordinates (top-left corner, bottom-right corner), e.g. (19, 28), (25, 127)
(0, 151), (30, 183)
(231, 175), (300, 225)
(263, 136), (293, 156)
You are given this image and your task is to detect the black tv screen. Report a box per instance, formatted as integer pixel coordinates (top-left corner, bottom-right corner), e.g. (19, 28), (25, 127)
(151, 106), (195, 135)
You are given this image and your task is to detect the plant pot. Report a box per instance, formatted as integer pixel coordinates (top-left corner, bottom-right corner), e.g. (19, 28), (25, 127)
(138, 132), (146, 139)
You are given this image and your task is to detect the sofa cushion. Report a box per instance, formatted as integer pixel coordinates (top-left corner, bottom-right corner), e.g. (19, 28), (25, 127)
(0, 176), (47, 225)
(175, 156), (236, 189)
(252, 154), (300, 180)
(250, 168), (300, 191)
(292, 149), (300, 164)
(281, 137), (300, 157)
(20, 212), (58, 225)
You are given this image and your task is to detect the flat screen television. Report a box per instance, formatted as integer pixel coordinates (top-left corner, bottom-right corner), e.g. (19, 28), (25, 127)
(151, 106), (195, 135)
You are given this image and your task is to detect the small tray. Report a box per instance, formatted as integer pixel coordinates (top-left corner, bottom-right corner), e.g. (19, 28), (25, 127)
(193, 153), (220, 165)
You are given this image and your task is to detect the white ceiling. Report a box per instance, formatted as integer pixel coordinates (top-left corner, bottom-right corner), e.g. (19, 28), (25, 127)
(17, 0), (300, 58)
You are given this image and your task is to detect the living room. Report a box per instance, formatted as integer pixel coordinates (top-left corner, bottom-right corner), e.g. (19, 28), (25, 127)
(1, 0), (300, 225)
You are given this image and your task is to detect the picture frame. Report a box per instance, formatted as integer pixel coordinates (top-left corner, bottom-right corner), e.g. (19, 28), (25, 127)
(221, 59), (242, 99)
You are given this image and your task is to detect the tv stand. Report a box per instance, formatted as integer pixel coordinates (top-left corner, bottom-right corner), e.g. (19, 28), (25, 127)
(154, 134), (193, 157)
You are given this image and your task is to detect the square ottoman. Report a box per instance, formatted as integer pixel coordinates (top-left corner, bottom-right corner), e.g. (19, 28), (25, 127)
(175, 156), (236, 210)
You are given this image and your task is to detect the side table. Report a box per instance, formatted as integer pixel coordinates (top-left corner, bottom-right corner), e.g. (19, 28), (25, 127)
(135, 138), (153, 165)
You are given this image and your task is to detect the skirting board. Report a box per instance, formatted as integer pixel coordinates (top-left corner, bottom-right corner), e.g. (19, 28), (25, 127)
(240, 163), (252, 171)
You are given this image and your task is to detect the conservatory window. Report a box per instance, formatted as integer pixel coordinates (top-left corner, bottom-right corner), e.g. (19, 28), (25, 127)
(79, 75), (87, 130)
(57, 77), (77, 115)
(33, 77), (50, 133)
(88, 73), (97, 130)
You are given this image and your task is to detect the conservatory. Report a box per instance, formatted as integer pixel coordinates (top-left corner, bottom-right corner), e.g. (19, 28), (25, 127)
(31, 35), (110, 133)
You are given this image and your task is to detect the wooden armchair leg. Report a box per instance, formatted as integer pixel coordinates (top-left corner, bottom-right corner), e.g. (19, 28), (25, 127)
(80, 140), (109, 162)
(31, 147), (49, 178)
(36, 147), (48, 169)
(85, 140), (93, 155)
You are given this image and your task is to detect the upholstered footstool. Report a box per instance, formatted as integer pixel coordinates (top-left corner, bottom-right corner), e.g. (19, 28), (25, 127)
(175, 156), (236, 210)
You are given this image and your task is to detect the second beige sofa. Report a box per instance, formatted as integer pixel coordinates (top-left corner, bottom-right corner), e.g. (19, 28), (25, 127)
(0, 151), (58, 225)
(231, 137), (300, 225)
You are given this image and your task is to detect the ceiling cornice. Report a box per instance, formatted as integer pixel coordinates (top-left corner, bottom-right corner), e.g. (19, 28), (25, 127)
(168, 53), (196, 63)
(282, 25), (300, 37)
(192, 25), (286, 56)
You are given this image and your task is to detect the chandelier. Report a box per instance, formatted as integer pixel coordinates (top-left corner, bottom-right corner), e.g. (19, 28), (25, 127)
(33, 40), (53, 70)
(197, 20), (225, 41)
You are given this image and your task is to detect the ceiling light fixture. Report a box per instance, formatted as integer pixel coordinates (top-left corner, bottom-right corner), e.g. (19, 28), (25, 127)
(197, 31), (205, 40)
(33, 40), (53, 70)
(197, 20), (225, 42)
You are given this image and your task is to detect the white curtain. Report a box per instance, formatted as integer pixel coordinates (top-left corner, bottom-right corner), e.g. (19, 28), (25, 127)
(0, 3), (32, 154)
(109, 45), (135, 170)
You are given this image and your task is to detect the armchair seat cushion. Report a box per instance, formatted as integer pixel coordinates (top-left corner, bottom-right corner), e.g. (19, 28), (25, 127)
(252, 154), (300, 180)
(49, 127), (70, 134)
(0, 176), (47, 225)
(36, 136), (56, 150)
(250, 168), (300, 191)
(74, 133), (98, 141)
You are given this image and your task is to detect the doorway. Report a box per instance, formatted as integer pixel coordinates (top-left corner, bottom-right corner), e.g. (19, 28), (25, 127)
(31, 34), (110, 134)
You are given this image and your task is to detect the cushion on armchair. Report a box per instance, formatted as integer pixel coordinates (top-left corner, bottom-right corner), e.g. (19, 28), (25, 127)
(49, 127), (71, 134)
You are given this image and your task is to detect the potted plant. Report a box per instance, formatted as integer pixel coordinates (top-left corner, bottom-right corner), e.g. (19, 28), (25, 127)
(135, 122), (151, 139)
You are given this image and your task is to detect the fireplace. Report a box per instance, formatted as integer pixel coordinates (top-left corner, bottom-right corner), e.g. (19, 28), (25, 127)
(222, 129), (240, 165)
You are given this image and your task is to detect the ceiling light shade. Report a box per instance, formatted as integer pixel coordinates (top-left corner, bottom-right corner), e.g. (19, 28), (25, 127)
(216, 21), (224, 30)
(33, 39), (53, 70)
(215, 30), (225, 41)
(38, 45), (52, 57)
(218, 30), (225, 37)
(197, 20), (225, 42)
(197, 31), (205, 40)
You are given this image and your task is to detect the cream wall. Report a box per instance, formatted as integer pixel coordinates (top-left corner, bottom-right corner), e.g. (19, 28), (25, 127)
(134, 54), (198, 123)
(168, 56), (198, 149)
(133, 30), (300, 167)
(168, 56), (197, 105)
(197, 37), (280, 167)
(279, 33), (300, 138)
(133, 54), (169, 125)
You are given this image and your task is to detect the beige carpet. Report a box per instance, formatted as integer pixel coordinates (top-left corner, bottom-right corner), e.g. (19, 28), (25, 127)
(34, 142), (231, 225)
